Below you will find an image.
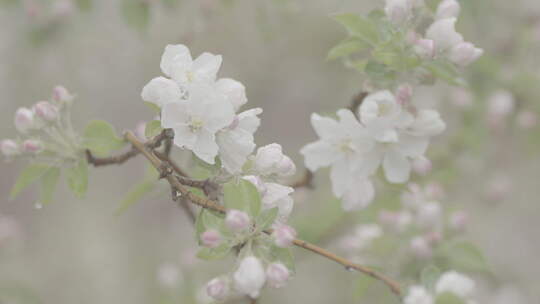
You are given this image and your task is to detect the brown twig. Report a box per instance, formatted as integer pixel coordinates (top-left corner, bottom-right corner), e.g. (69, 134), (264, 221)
(124, 131), (402, 298)
(348, 91), (369, 115)
(289, 170), (314, 189)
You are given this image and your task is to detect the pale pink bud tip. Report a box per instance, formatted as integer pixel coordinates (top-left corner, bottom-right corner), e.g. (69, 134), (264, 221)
(410, 236), (432, 259)
(1, 140), (20, 157)
(206, 278), (228, 300)
(14, 107), (35, 133)
(412, 156), (432, 176)
(225, 210), (250, 232)
(33, 101), (58, 122)
(23, 139), (44, 153)
(273, 224), (297, 248)
(414, 39), (435, 59)
(449, 42), (483, 66)
(254, 143), (296, 177)
(52, 85), (73, 104)
(266, 263), (290, 288)
(396, 84), (413, 105)
(201, 229), (222, 248)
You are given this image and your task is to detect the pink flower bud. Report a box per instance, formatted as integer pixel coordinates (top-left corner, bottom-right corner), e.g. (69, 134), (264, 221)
(52, 85), (73, 104)
(1, 140), (20, 157)
(449, 42), (484, 66)
(254, 143), (296, 177)
(410, 236), (432, 259)
(273, 224), (297, 248)
(33, 101), (58, 122)
(384, 0), (413, 24)
(233, 256), (266, 298)
(516, 111), (537, 129)
(201, 229), (221, 248)
(225, 210), (250, 232)
(23, 139), (44, 153)
(412, 156), (432, 176)
(436, 0), (461, 19)
(449, 211), (468, 232)
(414, 39), (435, 59)
(14, 107), (35, 133)
(424, 182), (445, 200)
(266, 263), (290, 288)
(275, 156), (296, 177)
(206, 277), (228, 300)
(396, 84), (413, 105)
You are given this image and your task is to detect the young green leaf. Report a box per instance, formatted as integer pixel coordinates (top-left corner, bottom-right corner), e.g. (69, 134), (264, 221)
(115, 180), (156, 215)
(223, 179), (262, 217)
(10, 163), (52, 200)
(144, 120), (163, 139)
(256, 207), (279, 231)
(83, 120), (126, 156)
(421, 265), (441, 292)
(196, 243), (232, 261)
(40, 167), (61, 205)
(424, 61), (466, 86)
(333, 13), (379, 45)
(327, 39), (370, 60)
(438, 241), (490, 274)
(67, 159), (88, 199)
(269, 245), (295, 273)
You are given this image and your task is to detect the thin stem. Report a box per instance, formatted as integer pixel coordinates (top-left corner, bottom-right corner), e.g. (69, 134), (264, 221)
(124, 131), (403, 298)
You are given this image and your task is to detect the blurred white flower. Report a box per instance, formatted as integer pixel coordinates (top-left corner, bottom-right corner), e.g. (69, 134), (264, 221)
(160, 44), (222, 87)
(161, 84), (235, 164)
(233, 256), (266, 298)
(216, 78), (248, 112)
(405, 286), (434, 304)
(0, 140), (20, 157)
(14, 107), (36, 133)
(449, 42), (484, 66)
(435, 0), (461, 19)
(157, 263), (182, 288)
(426, 18), (464, 52)
(436, 271), (475, 298)
(206, 277), (229, 300)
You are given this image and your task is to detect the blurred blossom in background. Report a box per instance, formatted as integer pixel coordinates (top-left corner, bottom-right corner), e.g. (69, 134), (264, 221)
(0, 0), (539, 303)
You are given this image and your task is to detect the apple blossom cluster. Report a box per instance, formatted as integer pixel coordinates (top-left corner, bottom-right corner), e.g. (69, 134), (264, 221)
(405, 271), (477, 304)
(1, 86), (78, 163)
(301, 88), (445, 211)
(141, 44), (298, 300)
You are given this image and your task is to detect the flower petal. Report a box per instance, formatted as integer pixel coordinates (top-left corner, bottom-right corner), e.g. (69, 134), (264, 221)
(161, 101), (189, 129)
(310, 113), (340, 139)
(192, 52), (222, 83)
(172, 124), (197, 150)
(331, 158), (353, 197)
(383, 148), (411, 183)
(300, 141), (339, 171)
(141, 77), (182, 107)
(341, 178), (375, 211)
(193, 129), (219, 164)
(160, 44), (192, 78)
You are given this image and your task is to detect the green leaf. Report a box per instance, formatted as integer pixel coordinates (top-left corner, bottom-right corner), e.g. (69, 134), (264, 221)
(40, 167), (61, 205)
(76, 0), (92, 11)
(122, 0), (150, 31)
(115, 180), (156, 215)
(223, 179), (262, 217)
(435, 292), (467, 304)
(145, 120), (163, 139)
(327, 39), (370, 60)
(424, 61), (466, 86)
(333, 13), (379, 45)
(67, 159), (88, 198)
(269, 246), (295, 272)
(83, 120), (126, 156)
(196, 243), (231, 260)
(10, 164), (52, 199)
(144, 101), (161, 114)
(256, 207), (279, 231)
(421, 265), (441, 292)
(438, 241), (490, 273)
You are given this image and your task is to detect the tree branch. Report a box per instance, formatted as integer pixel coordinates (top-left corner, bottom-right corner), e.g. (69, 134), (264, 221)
(124, 131), (402, 298)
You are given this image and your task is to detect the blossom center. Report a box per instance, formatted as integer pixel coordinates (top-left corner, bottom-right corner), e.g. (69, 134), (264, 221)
(186, 70), (195, 82)
(189, 116), (204, 132)
(339, 138), (355, 153)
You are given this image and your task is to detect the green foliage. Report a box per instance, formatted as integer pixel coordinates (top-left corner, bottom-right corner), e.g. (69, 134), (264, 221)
(421, 265), (442, 291)
(436, 241), (490, 274)
(255, 207), (279, 232)
(223, 179), (262, 217)
(435, 292), (467, 304)
(83, 120), (126, 156)
(40, 167), (61, 205)
(122, 0), (151, 31)
(332, 14), (379, 45)
(67, 159), (89, 198)
(197, 244), (232, 260)
(145, 120), (163, 139)
(328, 39), (370, 61)
(424, 61), (466, 86)
(10, 163), (52, 200)
(76, 0), (93, 11)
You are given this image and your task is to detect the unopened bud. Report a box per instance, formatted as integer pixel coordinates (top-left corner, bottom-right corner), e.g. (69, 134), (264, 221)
(233, 256), (266, 298)
(412, 156), (432, 176)
(273, 224), (297, 248)
(275, 156), (296, 177)
(23, 139), (44, 153)
(449, 211), (468, 232)
(254, 143), (296, 177)
(33, 101), (58, 122)
(435, 0), (461, 19)
(396, 84), (413, 105)
(266, 263), (290, 288)
(52, 85), (73, 104)
(385, 0), (413, 24)
(416, 202), (442, 229)
(225, 210), (250, 232)
(14, 107), (35, 133)
(410, 236), (432, 258)
(414, 39), (435, 59)
(449, 42), (483, 66)
(206, 277), (229, 300)
(201, 229), (221, 248)
(0, 140), (20, 157)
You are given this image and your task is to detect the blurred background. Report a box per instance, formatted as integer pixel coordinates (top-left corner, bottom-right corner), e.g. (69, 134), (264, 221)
(0, 0), (539, 303)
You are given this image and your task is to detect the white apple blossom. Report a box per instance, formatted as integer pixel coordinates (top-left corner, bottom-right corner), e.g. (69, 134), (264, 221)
(436, 271), (475, 298)
(414, 39), (436, 59)
(301, 109), (374, 201)
(141, 76), (184, 107)
(426, 18), (464, 52)
(233, 256), (266, 298)
(161, 84), (235, 164)
(254, 143), (296, 178)
(216, 78), (248, 112)
(405, 286), (434, 304)
(217, 108), (262, 174)
(160, 44), (222, 87)
(449, 42), (484, 66)
(341, 178), (375, 211)
(435, 0), (461, 20)
(261, 182), (294, 220)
